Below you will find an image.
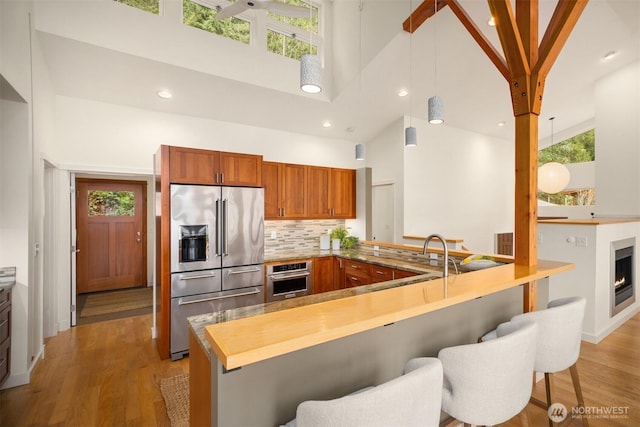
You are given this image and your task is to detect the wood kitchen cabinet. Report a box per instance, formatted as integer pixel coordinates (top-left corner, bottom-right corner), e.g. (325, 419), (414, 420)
(369, 264), (394, 283)
(344, 259), (370, 288)
(393, 268), (418, 279)
(0, 287), (12, 387)
(333, 256), (345, 290)
(262, 162), (307, 219)
(313, 257), (336, 294)
(169, 146), (262, 187)
(307, 166), (356, 219)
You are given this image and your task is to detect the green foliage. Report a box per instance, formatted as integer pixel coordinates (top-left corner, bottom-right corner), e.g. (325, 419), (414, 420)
(268, 1), (318, 33)
(342, 236), (359, 249)
(114, 0), (159, 14)
(89, 191), (135, 216)
(330, 227), (348, 242)
(539, 129), (595, 166)
(538, 129), (595, 206)
(183, 0), (250, 44)
(267, 30), (317, 60)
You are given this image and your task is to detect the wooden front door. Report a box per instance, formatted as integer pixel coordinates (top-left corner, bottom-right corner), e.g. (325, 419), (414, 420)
(76, 179), (147, 294)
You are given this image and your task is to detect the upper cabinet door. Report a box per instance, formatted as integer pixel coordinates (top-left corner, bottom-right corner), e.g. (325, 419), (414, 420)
(169, 146), (216, 184)
(218, 151), (262, 187)
(307, 166), (330, 218)
(262, 162), (281, 219)
(329, 168), (356, 218)
(280, 163), (308, 218)
(168, 147), (262, 187)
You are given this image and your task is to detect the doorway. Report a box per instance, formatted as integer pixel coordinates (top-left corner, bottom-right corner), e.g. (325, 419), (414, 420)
(75, 178), (147, 295)
(372, 183), (395, 242)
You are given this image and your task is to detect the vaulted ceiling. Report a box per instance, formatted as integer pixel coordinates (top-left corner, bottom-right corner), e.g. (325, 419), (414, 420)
(37, 0), (639, 145)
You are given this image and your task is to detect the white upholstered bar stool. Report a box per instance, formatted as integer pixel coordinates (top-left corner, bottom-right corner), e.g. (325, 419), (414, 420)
(481, 296), (588, 427)
(281, 357), (443, 427)
(422, 319), (538, 427)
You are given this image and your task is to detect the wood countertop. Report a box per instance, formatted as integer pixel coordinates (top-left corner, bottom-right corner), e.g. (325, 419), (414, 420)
(204, 259), (574, 370)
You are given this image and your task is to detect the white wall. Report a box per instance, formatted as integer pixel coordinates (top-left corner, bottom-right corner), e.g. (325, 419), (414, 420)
(594, 61), (640, 216)
(403, 117), (514, 253)
(539, 221), (640, 342)
(53, 96), (360, 172)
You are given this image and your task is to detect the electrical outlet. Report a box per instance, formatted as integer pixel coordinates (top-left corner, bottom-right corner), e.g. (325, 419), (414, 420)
(270, 230), (277, 239)
(537, 234), (543, 245)
(576, 236), (587, 247)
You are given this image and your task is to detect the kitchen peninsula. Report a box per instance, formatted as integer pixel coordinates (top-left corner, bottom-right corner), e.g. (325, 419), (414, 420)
(188, 255), (573, 426)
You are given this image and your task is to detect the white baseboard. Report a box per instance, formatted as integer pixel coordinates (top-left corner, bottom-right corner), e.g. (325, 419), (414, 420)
(0, 344), (45, 390)
(582, 305), (640, 344)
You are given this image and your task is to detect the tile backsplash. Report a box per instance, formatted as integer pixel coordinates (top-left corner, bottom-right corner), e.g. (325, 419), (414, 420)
(264, 220), (346, 257)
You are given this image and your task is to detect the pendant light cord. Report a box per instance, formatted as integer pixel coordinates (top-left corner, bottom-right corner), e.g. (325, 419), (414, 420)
(433, 0), (437, 94)
(409, 0), (413, 126)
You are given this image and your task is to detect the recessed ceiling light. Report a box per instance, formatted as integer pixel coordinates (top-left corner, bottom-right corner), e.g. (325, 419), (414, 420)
(497, 121), (505, 127)
(398, 89), (409, 97)
(322, 121), (332, 128)
(602, 50), (618, 61)
(487, 16), (496, 27)
(345, 127), (355, 133)
(157, 90), (172, 99)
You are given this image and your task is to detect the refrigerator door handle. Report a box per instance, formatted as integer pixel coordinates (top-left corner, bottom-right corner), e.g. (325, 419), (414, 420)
(215, 198), (221, 256)
(222, 198), (229, 256)
(177, 288), (260, 305)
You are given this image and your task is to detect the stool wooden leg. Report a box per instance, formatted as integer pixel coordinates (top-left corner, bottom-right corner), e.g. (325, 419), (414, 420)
(545, 372), (555, 427)
(569, 363), (589, 427)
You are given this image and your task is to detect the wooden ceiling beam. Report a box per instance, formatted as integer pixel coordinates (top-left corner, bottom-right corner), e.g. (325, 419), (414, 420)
(488, 0), (532, 116)
(534, 0), (588, 78)
(402, 0), (448, 33)
(446, 0), (510, 81)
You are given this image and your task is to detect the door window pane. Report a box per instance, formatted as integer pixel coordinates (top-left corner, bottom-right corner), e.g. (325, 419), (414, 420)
(88, 191), (135, 216)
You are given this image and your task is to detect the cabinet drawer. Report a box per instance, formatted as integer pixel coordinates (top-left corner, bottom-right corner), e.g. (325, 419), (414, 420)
(0, 304), (9, 345)
(0, 335), (9, 387)
(344, 260), (368, 276)
(0, 289), (9, 313)
(369, 265), (394, 283)
(345, 272), (370, 288)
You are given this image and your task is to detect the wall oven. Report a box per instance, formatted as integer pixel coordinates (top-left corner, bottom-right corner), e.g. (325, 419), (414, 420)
(266, 261), (313, 302)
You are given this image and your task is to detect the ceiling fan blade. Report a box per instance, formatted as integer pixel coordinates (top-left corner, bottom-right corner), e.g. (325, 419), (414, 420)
(215, 2), (250, 19)
(266, 2), (317, 18)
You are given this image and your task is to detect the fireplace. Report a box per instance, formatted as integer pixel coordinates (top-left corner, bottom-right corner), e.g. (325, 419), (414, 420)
(610, 238), (635, 317)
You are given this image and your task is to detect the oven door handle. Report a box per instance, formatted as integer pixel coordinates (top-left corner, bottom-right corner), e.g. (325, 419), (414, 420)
(177, 288), (261, 306)
(268, 271), (311, 280)
(178, 272), (217, 281)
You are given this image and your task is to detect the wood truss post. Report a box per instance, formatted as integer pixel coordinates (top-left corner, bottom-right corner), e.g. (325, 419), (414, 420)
(403, 0), (588, 311)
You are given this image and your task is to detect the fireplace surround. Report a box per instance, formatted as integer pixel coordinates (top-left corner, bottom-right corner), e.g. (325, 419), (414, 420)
(610, 237), (635, 317)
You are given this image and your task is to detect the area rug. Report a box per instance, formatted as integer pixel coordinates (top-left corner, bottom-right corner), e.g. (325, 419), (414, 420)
(79, 287), (153, 317)
(160, 373), (190, 427)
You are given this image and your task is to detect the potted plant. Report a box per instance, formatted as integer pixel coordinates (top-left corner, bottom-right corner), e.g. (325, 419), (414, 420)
(342, 235), (359, 249)
(330, 227), (348, 250)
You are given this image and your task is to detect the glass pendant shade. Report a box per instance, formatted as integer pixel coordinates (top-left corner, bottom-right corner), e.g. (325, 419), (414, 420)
(300, 54), (322, 94)
(355, 143), (365, 160)
(405, 126), (417, 146)
(428, 96), (444, 124)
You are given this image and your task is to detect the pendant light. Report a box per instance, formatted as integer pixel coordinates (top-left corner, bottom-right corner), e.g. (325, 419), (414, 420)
(405, 0), (417, 146)
(355, 143), (365, 160)
(300, 2), (322, 94)
(538, 117), (570, 194)
(428, 0), (444, 124)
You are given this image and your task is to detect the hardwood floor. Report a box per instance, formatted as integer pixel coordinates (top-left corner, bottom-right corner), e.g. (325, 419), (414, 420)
(0, 312), (637, 426)
(500, 312), (640, 427)
(0, 314), (188, 426)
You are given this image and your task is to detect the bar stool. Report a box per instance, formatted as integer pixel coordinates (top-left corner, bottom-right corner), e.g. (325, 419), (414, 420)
(281, 357), (443, 427)
(414, 319), (538, 427)
(481, 296), (588, 426)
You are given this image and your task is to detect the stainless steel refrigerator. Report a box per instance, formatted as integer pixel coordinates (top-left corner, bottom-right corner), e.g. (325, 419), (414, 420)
(169, 184), (264, 360)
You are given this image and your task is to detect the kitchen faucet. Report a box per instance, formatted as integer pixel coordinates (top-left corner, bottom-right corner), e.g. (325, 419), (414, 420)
(423, 234), (449, 277)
